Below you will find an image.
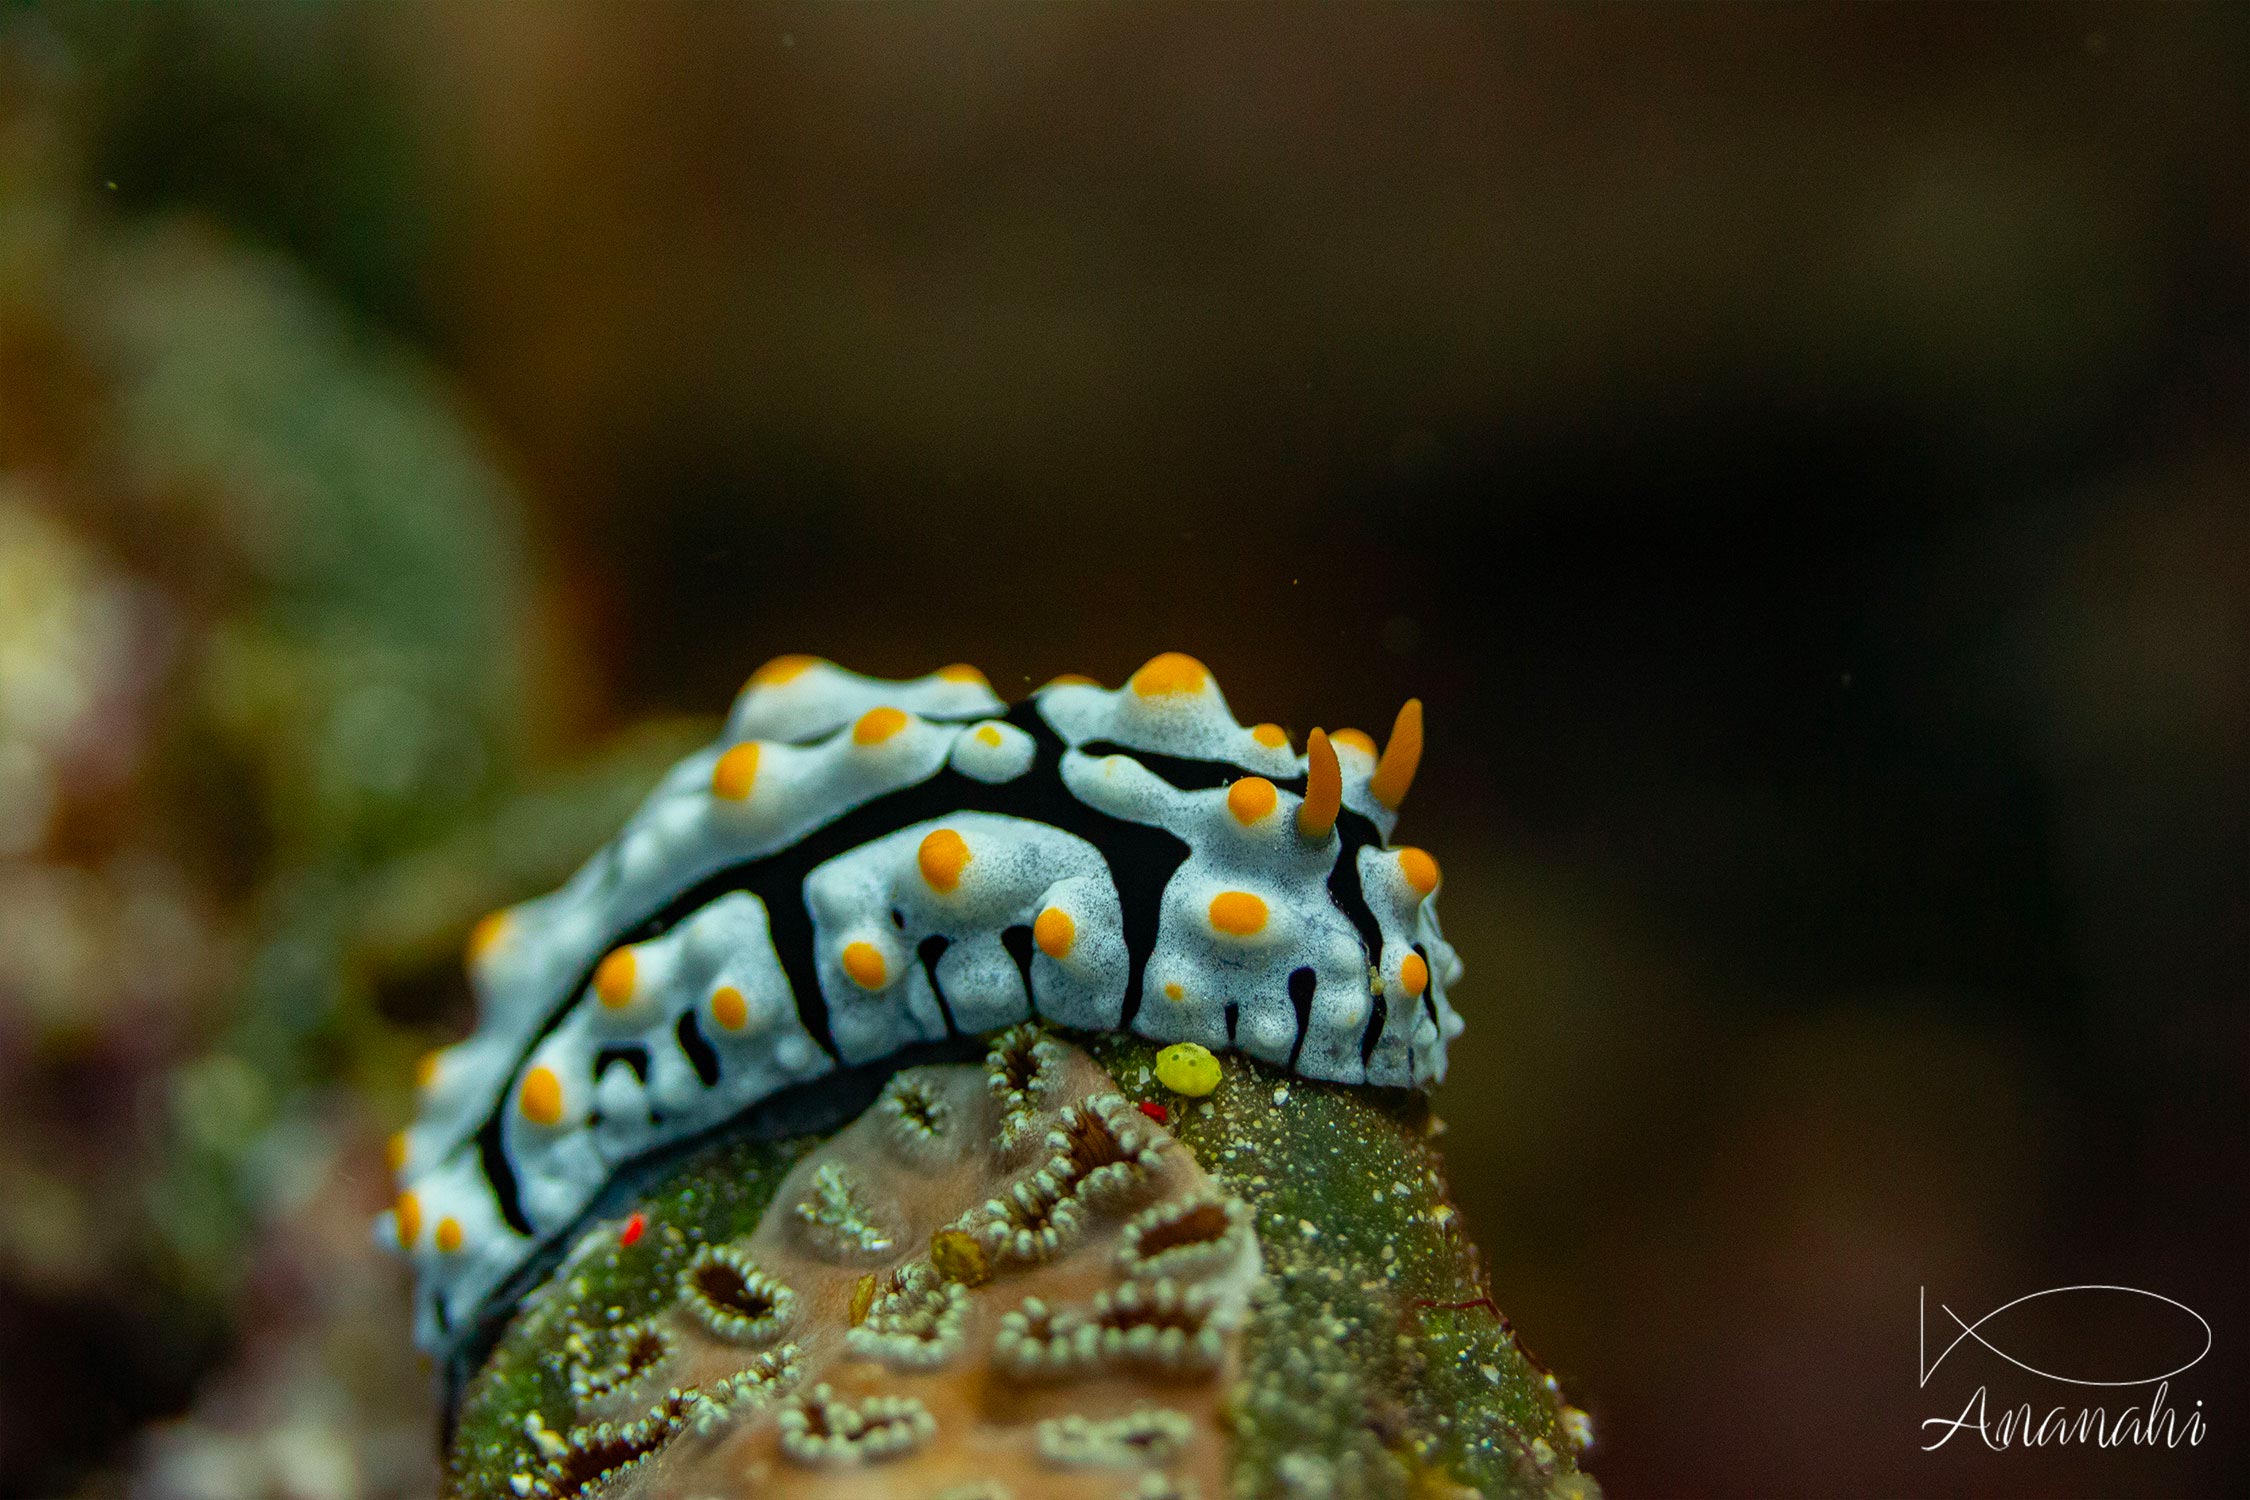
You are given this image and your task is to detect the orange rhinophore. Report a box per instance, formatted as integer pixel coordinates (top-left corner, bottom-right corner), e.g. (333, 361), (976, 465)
(1370, 698), (1423, 810)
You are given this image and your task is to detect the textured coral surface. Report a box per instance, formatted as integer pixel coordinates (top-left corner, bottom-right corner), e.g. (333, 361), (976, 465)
(449, 1029), (1596, 1500)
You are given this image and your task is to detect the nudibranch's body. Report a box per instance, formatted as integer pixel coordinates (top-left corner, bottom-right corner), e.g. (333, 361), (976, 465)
(387, 653), (1462, 1355)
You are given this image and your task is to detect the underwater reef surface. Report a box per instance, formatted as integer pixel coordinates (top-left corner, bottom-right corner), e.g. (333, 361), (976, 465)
(448, 1027), (1596, 1500)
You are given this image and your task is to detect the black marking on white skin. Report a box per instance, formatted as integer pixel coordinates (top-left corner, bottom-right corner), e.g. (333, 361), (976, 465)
(464, 696), (1396, 1244)
(999, 923), (1040, 1020)
(1360, 984), (1389, 1070)
(592, 1044), (650, 1085)
(916, 934), (958, 1037)
(676, 1010), (721, 1087)
(1285, 965), (1318, 1072)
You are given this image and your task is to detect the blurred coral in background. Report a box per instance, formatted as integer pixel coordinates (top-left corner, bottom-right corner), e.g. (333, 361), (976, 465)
(0, 3), (2243, 1497)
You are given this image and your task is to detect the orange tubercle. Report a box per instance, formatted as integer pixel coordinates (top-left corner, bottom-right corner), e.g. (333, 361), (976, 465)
(1227, 776), (1279, 825)
(1250, 722), (1290, 750)
(973, 724), (1004, 747)
(414, 1050), (443, 1091)
(394, 1191), (422, 1247)
(1034, 906), (1076, 959)
(385, 1130), (410, 1174)
(710, 985), (750, 1031)
(1207, 890), (1269, 936)
(748, 653), (821, 689)
(841, 941), (889, 989)
(936, 663), (989, 686)
(711, 741), (761, 801)
(1041, 672), (1099, 689)
(466, 910), (510, 964)
(917, 828), (972, 892)
(1331, 727), (1377, 757)
(593, 946), (638, 1008)
(434, 1217), (464, 1254)
(1397, 846), (1441, 896)
(519, 1066), (565, 1126)
(1129, 652), (1210, 697)
(1400, 952), (1430, 996)
(853, 706), (909, 745)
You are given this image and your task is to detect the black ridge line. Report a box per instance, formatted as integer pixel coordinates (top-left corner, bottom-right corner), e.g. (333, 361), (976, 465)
(916, 934), (957, 1037)
(675, 1010), (721, 1087)
(999, 923), (1041, 1021)
(1285, 965), (1319, 1072)
(462, 695), (1394, 1245)
(1360, 975), (1391, 1069)
(592, 1043), (650, 1085)
(1414, 941), (1439, 1029)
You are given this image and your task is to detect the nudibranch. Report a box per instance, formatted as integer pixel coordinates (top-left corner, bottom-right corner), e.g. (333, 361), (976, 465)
(385, 653), (1463, 1356)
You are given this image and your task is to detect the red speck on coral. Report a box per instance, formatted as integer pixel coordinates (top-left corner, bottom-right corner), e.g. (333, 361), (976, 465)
(1137, 1100), (1169, 1125)
(619, 1212), (646, 1248)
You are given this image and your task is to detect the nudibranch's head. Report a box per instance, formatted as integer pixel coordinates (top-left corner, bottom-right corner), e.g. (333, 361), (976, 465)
(383, 653), (1463, 1356)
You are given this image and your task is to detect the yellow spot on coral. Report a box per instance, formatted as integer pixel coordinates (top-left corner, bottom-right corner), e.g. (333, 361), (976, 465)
(929, 1228), (993, 1287)
(1398, 846), (1441, 896)
(1034, 905), (1076, 959)
(520, 1066), (565, 1127)
(414, 1050), (442, 1091)
(937, 663), (988, 686)
(917, 827), (972, 893)
(1130, 651), (1209, 697)
(386, 1131), (410, 1174)
(1332, 727), (1377, 757)
(593, 946), (638, 1008)
(973, 724), (1004, 747)
(1042, 673), (1099, 689)
(749, 653), (820, 688)
(1299, 728), (1342, 841)
(1208, 890), (1268, 936)
(853, 706), (909, 745)
(1251, 722), (1290, 749)
(850, 1273), (877, 1326)
(435, 1216), (464, 1254)
(1400, 952), (1430, 997)
(1227, 776), (1278, 825)
(710, 985), (750, 1031)
(466, 910), (509, 964)
(841, 941), (889, 989)
(394, 1191), (422, 1247)
(711, 741), (761, 801)
(1370, 698), (1424, 810)
(1156, 1042), (1222, 1097)
(1163, 981), (1185, 1002)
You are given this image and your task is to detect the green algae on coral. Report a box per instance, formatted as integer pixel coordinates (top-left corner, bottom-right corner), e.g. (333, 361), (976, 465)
(1084, 1033), (1593, 1500)
(446, 1135), (818, 1494)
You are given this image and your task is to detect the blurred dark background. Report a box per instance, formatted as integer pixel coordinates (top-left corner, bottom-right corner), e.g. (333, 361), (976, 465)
(0, 4), (2242, 1496)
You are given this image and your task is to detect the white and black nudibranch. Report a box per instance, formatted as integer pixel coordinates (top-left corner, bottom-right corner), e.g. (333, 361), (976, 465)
(384, 653), (1463, 1355)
